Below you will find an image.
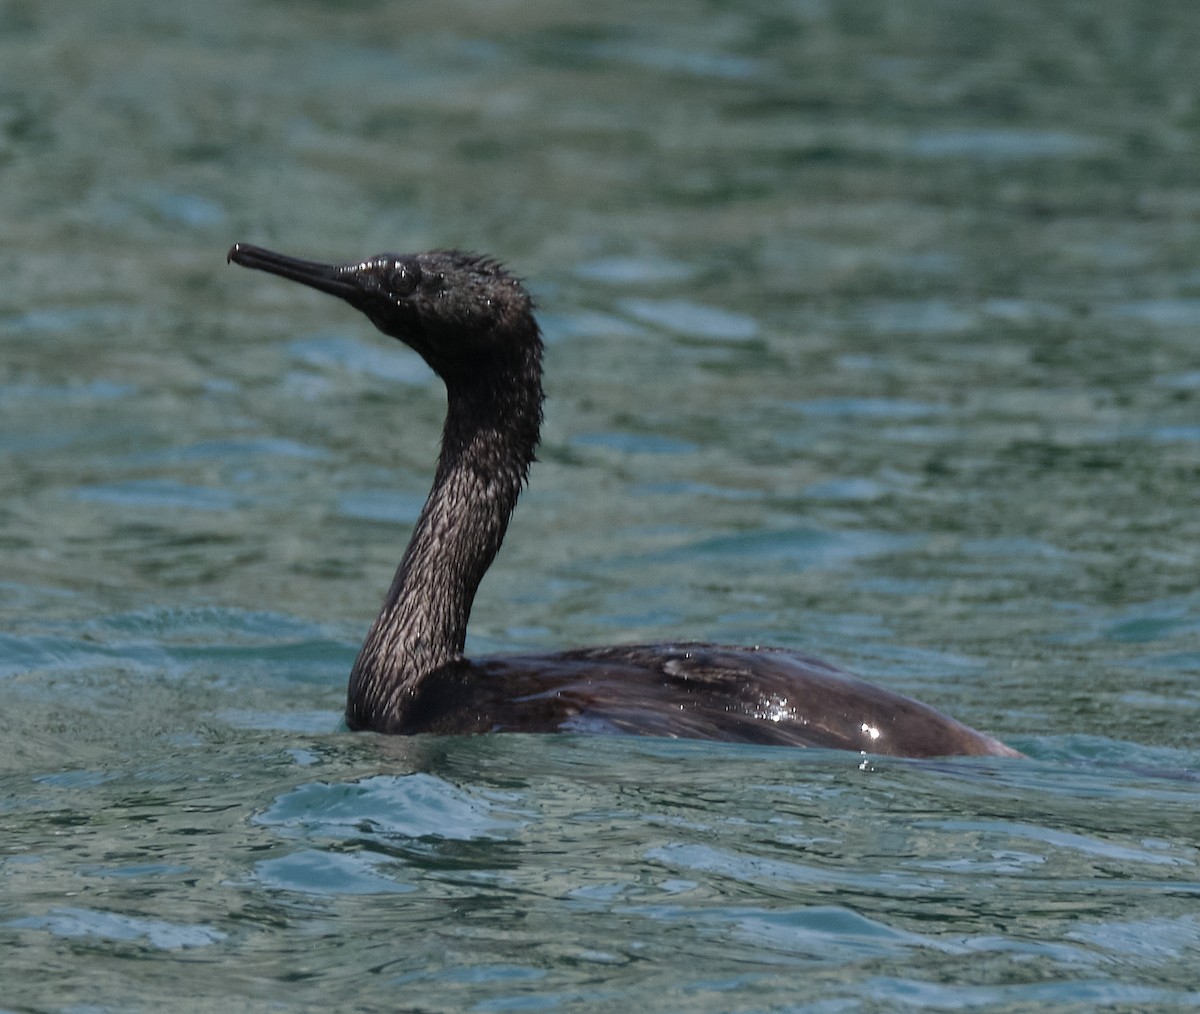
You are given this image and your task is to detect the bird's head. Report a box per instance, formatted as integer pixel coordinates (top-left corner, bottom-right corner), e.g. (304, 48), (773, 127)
(228, 243), (539, 382)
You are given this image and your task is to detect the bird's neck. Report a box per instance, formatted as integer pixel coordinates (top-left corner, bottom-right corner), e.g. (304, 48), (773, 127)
(346, 348), (543, 730)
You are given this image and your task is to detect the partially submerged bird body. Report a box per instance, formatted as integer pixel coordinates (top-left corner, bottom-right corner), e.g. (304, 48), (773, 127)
(228, 242), (1019, 759)
(366, 644), (1016, 757)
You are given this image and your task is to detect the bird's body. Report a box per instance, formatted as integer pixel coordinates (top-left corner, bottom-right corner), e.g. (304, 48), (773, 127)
(228, 242), (1019, 759)
(359, 643), (1015, 757)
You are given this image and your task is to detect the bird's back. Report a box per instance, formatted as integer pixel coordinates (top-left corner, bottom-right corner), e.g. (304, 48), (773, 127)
(380, 642), (1019, 757)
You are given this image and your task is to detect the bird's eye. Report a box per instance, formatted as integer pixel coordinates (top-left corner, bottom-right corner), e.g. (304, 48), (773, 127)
(389, 261), (421, 296)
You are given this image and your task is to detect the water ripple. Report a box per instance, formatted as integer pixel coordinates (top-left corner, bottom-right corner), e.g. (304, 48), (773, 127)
(255, 773), (525, 843)
(7, 908), (225, 950)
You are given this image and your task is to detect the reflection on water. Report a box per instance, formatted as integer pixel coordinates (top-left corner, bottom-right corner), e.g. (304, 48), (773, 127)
(2, 0), (1200, 1009)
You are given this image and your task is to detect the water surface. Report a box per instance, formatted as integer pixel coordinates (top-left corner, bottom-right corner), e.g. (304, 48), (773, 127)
(2, 1), (1199, 1010)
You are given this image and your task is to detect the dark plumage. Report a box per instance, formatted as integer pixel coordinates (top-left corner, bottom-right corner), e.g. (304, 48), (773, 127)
(228, 242), (1019, 758)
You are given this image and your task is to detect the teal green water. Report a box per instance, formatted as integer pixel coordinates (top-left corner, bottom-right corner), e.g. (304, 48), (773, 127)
(3, 1), (1199, 1010)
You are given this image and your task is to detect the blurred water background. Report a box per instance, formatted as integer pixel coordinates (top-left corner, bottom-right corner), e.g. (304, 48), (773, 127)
(2, 0), (1199, 1010)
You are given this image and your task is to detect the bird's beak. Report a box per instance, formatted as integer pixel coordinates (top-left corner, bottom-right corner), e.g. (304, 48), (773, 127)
(227, 242), (365, 304)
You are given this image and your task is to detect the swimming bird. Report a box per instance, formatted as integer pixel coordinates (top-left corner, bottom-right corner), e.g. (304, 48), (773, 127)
(228, 242), (1018, 758)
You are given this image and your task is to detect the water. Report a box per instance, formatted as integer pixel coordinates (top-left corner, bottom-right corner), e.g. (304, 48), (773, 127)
(3, 0), (1199, 1009)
